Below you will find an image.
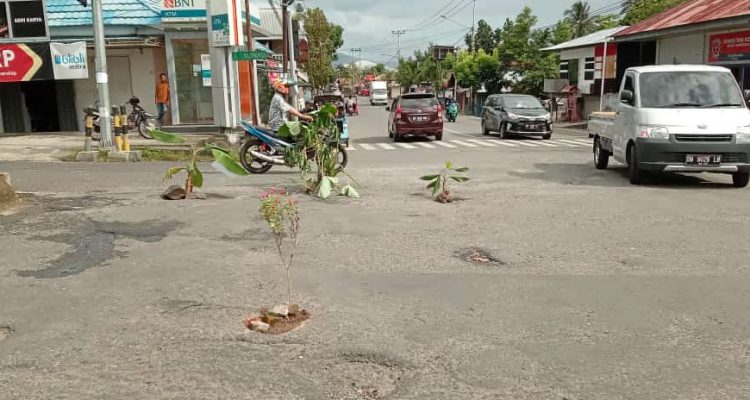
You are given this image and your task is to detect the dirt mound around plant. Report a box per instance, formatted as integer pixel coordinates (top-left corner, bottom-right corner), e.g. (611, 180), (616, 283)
(0, 173), (17, 208)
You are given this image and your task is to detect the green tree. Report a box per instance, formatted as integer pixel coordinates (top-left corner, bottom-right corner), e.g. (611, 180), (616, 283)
(301, 7), (344, 89)
(623, 0), (689, 24)
(564, 1), (595, 39)
(593, 14), (620, 30)
(465, 20), (497, 54)
(551, 20), (572, 45)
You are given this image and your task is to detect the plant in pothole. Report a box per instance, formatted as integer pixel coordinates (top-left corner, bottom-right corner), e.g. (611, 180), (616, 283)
(245, 188), (309, 334)
(150, 129), (247, 199)
(420, 161), (469, 203)
(280, 104), (359, 200)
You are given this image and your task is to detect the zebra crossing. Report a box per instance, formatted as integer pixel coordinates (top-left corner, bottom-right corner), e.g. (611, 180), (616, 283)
(346, 137), (592, 151)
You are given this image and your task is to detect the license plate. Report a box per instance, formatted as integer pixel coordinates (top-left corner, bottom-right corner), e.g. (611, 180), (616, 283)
(413, 116), (428, 122)
(685, 154), (721, 166)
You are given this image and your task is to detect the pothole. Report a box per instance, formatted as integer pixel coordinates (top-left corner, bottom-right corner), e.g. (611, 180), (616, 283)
(320, 351), (408, 399)
(458, 247), (505, 266)
(0, 325), (14, 341)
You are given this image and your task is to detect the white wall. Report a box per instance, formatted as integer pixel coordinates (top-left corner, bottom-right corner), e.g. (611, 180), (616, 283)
(559, 47), (596, 94)
(657, 33), (705, 65)
(74, 47), (162, 124)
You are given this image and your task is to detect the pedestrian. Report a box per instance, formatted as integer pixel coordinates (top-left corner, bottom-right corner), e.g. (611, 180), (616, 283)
(268, 79), (313, 132)
(155, 73), (170, 127)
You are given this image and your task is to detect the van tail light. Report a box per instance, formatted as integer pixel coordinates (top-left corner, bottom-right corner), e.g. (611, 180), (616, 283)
(395, 106), (402, 121)
(437, 104), (443, 122)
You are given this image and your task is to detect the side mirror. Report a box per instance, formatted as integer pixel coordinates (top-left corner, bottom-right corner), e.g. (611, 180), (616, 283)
(620, 90), (634, 105)
(744, 89), (750, 101)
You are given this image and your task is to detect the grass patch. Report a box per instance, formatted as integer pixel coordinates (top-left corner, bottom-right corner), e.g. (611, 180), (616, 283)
(140, 148), (213, 162)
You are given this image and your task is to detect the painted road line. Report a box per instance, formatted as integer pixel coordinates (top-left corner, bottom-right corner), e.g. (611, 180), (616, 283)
(347, 145), (357, 150)
(514, 141), (540, 147)
(444, 128), (475, 137)
(553, 140), (579, 147)
(434, 141), (458, 148)
(467, 139), (499, 147)
(534, 141), (559, 147)
(415, 142), (436, 149)
(494, 140), (519, 147)
(558, 139), (589, 146)
(394, 143), (417, 149)
(449, 140), (478, 148)
(570, 139), (592, 145)
(377, 143), (396, 150)
(359, 143), (377, 150)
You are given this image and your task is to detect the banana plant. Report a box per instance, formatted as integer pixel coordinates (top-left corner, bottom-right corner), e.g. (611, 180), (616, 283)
(420, 161), (469, 203)
(151, 129), (248, 195)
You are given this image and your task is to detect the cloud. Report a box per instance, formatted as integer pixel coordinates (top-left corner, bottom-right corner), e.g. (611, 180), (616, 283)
(304, 0), (618, 63)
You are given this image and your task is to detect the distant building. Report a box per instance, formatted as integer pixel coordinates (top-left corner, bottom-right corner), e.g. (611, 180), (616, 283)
(430, 45), (456, 61)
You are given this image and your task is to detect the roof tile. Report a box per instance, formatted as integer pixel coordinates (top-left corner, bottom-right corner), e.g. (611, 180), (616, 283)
(616, 0), (750, 37)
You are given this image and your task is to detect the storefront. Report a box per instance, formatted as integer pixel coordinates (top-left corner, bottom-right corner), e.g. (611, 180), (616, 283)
(161, 0), (267, 126)
(707, 30), (750, 92)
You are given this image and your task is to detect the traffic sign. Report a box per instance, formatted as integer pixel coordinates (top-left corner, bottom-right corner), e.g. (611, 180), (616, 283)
(232, 50), (269, 61)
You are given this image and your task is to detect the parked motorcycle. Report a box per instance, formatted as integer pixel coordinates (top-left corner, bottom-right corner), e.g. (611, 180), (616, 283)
(238, 121), (348, 174)
(446, 101), (459, 122)
(127, 96), (158, 139)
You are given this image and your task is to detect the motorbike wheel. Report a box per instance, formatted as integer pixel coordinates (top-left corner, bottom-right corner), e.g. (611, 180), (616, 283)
(330, 143), (348, 171)
(137, 118), (156, 139)
(240, 138), (274, 174)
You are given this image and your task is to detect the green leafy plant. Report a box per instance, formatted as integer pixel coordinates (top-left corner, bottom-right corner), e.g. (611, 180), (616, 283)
(420, 161), (470, 203)
(151, 129), (248, 195)
(278, 104), (359, 199)
(259, 188), (300, 307)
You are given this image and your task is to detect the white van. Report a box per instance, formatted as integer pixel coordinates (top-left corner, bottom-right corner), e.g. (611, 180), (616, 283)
(589, 65), (750, 187)
(370, 81), (388, 105)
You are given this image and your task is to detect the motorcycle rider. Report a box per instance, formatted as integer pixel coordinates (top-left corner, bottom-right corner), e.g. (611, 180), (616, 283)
(269, 79), (313, 132)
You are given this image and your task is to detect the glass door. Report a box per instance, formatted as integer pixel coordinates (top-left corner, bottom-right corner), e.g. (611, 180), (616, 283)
(173, 39), (213, 124)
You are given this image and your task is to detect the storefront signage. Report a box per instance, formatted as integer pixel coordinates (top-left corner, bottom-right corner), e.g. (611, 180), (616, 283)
(50, 41), (88, 80)
(0, 0), (48, 39)
(200, 53), (211, 86)
(0, 42), (52, 82)
(162, 0), (260, 25)
(9, 1), (46, 38)
(210, 0), (243, 47)
(709, 31), (750, 63)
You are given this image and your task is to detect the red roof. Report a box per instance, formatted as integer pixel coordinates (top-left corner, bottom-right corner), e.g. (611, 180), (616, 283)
(616, 0), (750, 38)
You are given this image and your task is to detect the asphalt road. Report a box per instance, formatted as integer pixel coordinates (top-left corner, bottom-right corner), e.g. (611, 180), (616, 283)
(2, 100), (750, 399)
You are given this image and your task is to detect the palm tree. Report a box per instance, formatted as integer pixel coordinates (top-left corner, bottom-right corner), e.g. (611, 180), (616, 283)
(564, 1), (595, 39)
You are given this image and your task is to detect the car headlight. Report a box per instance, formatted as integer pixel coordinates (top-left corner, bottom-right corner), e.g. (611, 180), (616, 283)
(506, 112), (519, 121)
(737, 126), (750, 143)
(638, 125), (669, 140)
(541, 113), (552, 123)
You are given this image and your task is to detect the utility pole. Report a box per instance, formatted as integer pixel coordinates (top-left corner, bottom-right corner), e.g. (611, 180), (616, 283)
(286, 3), (299, 109)
(92, 0), (113, 148)
(245, 0), (258, 124)
(391, 30), (406, 58)
(471, 0), (476, 52)
(350, 48), (361, 81)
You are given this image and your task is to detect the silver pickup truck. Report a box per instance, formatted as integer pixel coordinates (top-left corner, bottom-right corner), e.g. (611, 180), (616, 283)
(588, 65), (750, 187)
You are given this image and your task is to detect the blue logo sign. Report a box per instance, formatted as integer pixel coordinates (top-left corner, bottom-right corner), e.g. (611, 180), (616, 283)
(54, 52), (85, 65)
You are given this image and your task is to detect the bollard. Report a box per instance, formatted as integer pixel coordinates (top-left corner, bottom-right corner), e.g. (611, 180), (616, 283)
(84, 107), (94, 152)
(112, 106), (123, 151)
(120, 105), (130, 151)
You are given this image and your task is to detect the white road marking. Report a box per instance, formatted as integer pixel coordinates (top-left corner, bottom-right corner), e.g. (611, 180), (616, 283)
(347, 145), (357, 150)
(359, 143), (377, 150)
(466, 139), (499, 147)
(558, 139), (589, 147)
(553, 140), (579, 147)
(569, 138), (592, 145)
(415, 142), (436, 148)
(377, 143), (395, 150)
(494, 140), (519, 147)
(434, 141), (458, 148)
(514, 141), (540, 147)
(395, 143), (417, 149)
(534, 141), (558, 147)
(444, 128), (475, 137)
(450, 140), (478, 148)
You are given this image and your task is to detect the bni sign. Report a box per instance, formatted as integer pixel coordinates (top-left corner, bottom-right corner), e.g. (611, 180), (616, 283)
(161, 0), (207, 22)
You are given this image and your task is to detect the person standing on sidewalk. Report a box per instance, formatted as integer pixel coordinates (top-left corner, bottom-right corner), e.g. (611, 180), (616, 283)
(155, 73), (170, 127)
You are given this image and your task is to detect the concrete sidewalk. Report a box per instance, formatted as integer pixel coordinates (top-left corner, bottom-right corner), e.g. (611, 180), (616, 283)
(0, 132), (228, 162)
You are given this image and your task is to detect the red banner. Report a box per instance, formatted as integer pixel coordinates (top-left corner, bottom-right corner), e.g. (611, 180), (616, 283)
(0, 43), (52, 82)
(709, 30), (750, 63)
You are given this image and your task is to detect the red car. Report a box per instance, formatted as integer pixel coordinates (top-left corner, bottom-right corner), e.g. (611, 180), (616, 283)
(359, 88), (370, 96)
(386, 93), (443, 141)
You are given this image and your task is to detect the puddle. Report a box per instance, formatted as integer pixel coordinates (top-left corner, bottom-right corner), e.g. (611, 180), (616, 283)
(16, 220), (181, 279)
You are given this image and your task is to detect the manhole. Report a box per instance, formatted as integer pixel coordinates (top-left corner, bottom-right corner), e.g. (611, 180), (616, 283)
(458, 247), (505, 266)
(0, 325), (13, 341)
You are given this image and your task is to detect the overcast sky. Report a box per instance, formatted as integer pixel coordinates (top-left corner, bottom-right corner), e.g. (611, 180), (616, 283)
(303, 0), (618, 64)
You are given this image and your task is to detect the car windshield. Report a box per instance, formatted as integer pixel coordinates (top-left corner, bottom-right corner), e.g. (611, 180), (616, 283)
(639, 72), (744, 108)
(504, 96), (543, 109)
(401, 96), (438, 108)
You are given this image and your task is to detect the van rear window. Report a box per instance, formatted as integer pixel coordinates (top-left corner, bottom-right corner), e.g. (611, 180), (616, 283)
(401, 96), (438, 108)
